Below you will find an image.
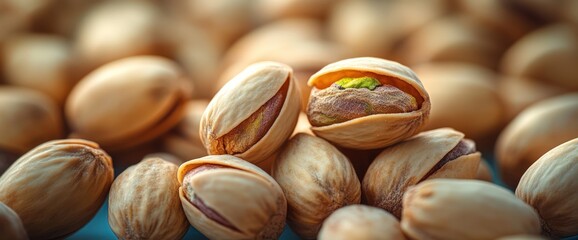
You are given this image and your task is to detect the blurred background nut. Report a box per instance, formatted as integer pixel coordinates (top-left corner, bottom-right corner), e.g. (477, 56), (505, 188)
(162, 100), (209, 161)
(516, 138), (578, 238)
(496, 93), (578, 188)
(412, 63), (503, 145)
(272, 133), (361, 239)
(476, 159), (493, 182)
(177, 155), (287, 240)
(200, 61), (300, 165)
(307, 57), (431, 150)
(0, 86), (63, 154)
(318, 204), (407, 240)
(66, 56), (191, 151)
(108, 156), (188, 240)
(363, 128), (481, 218)
(1, 33), (73, 104)
(254, 0), (334, 22)
(401, 179), (540, 240)
(0, 139), (114, 239)
(0, 202), (28, 240)
(496, 235), (547, 240)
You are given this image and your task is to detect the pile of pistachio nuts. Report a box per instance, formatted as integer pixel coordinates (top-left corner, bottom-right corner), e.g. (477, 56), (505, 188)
(1, 0), (578, 239)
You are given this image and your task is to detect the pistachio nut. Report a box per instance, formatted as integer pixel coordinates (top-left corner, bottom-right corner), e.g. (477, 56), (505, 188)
(0, 202), (27, 240)
(363, 128), (481, 218)
(66, 56), (190, 151)
(501, 24), (578, 90)
(0, 86), (64, 154)
(200, 61), (300, 164)
(177, 155), (287, 240)
(401, 179), (541, 240)
(1, 33), (72, 104)
(254, 0), (334, 21)
(0, 139), (113, 239)
(272, 133), (361, 239)
(496, 93), (578, 188)
(306, 57), (430, 149)
(318, 204), (407, 240)
(162, 100), (209, 161)
(74, 0), (162, 73)
(516, 138), (578, 238)
(476, 159), (493, 182)
(413, 63), (503, 141)
(291, 112), (313, 137)
(108, 156), (188, 240)
(496, 235), (548, 240)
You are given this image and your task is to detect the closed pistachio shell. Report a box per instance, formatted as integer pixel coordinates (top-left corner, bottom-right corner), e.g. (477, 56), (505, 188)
(401, 179), (541, 240)
(66, 56), (190, 151)
(0, 86), (64, 154)
(363, 128), (481, 218)
(501, 24), (578, 90)
(108, 157), (188, 240)
(307, 57), (430, 150)
(516, 138), (578, 238)
(496, 93), (578, 188)
(201, 61), (300, 164)
(0, 202), (28, 240)
(0, 139), (113, 239)
(177, 155), (286, 240)
(318, 204), (407, 240)
(272, 133), (361, 239)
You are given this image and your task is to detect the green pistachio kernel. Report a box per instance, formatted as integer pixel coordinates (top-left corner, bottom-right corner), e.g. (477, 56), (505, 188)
(335, 77), (381, 90)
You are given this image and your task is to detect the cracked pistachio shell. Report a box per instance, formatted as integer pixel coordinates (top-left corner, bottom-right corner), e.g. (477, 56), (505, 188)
(318, 204), (407, 240)
(108, 157), (188, 240)
(307, 57), (430, 150)
(66, 56), (190, 151)
(0, 86), (64, 154)
(0, 202), (28, 240)
(516, 138), (578, 238)
(401, 179), (541, 240)
(272, 133), (361, 239)
(200, 61), (300, 164)
(363, 128), (481, 218)
(0, 139), (114, 239)
(177, 155), (287, 240)
(496, 93), (578, 188)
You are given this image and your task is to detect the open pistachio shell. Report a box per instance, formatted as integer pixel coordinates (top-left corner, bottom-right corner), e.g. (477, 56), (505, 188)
(177, 155), (286, 240)
(200, 61), (300, 164)
(66, 56), (190, 151)
(363, 128), (481, 218)
(516, 138), (578, 238)
(307, 57), (430, 150)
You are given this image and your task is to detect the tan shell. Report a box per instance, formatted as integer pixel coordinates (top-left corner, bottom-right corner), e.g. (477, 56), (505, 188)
(200, 61), (300, 164)
(0, 139), (114, 239)
(254, 0), (334, 21)
(108, 157), (188, 239)
(307, 57), (430, 150)
(516, 138), (578, 238)
(413, 63), (503, 141)
(318, 204), (407, 240)
(363, 128), (481, 218)
(501, 24), (578, 90)
(496, 93), (578, 188)
(0, 202), (28, 240)
(2, 33), (72, 104)
(401, 179), (541, 240)
(177, 155), (287, 240)
(66, 56), (190, 151)
(272, 133), (361, 239)
(476, 160), (493, 182)
(496, 235), (547, 240)
(0, 86), (64, 154)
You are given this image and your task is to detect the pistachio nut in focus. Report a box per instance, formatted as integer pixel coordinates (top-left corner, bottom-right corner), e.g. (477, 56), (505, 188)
(0, 139), (114, 239)
(177, 155), (287, 240)
(200, 61), (300, 165)
(363, 128), (481, 218)
(306, 57), (430, 149)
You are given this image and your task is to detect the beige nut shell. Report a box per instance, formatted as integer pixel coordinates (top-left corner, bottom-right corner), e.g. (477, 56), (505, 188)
(177, 155), (287, 240)
(307, 57), (430, 149)
(200, 61), (300, 164)
(401, 179), (540, 240)
(516, 138), (578, 238)
(0, 139), (114, 239)
(108, 157), (188, 240)
(363, 128), (481, 218)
